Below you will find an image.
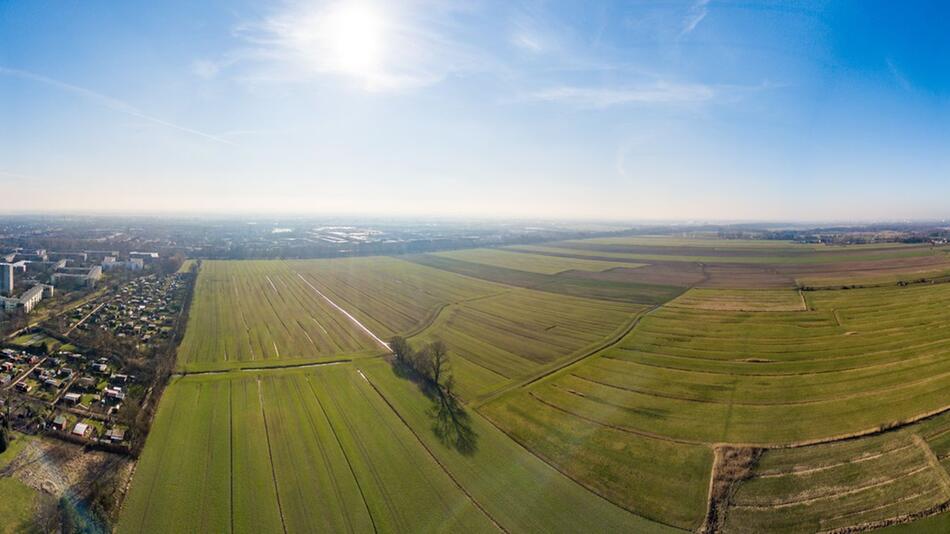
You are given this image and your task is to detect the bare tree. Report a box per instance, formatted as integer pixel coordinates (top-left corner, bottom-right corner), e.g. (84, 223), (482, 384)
(389, 336), (411, 365)
(428, 340), (450, 387)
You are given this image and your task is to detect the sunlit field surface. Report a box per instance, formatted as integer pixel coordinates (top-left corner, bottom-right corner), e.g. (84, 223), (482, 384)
(123, 237), (950, 532)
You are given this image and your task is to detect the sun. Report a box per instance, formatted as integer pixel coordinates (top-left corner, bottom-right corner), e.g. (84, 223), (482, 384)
(323, 2), (385, 79)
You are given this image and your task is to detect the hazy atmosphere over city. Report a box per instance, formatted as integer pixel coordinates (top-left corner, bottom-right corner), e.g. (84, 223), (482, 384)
(3, 0), (949, 220)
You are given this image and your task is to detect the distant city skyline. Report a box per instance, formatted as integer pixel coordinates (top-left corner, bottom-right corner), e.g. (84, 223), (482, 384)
(2, 1), (949, 220)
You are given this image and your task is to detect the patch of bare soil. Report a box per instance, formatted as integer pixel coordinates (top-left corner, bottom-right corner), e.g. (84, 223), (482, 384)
(1, 437), (132, 507)
(700, 446), (763, 534)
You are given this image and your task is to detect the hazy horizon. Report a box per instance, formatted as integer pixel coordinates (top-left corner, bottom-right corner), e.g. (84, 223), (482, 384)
(3, 1), (949, 220)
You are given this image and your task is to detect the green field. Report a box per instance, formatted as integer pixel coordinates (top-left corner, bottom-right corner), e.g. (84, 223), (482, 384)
(723, 410), (950, 532)
(478, 279), (950, 531)
(178, 261), (383, 369)
(498, 281), (950, 445)
(120, 362), (672, 533)
(410, 287), (646, 400)
(119, 366), (498, 533)
(178, 258), (502, 371)
(0, 434), (39, 534)
(124, 242), (950, 532)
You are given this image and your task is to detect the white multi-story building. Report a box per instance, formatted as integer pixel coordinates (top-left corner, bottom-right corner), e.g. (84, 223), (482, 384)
(18, 285), (44, 314)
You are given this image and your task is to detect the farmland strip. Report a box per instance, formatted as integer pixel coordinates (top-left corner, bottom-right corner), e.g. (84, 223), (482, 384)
(356, 369), (508, 533)
(305, 377), (378, 534)
(257, 379), (289, 534)
(296, 272), (391, 351)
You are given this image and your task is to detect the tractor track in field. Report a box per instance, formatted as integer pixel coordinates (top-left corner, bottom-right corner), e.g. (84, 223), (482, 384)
(356, 369), (509, 533)
(732, 464), (932, 510)
(133, 381), (190, 533)
(754, 440), (917, 478)
(913, 435), (950, 497)
(818, 488), (948, 532)
(293, 377), (361, 533)
(257, 379), (289, 534)
(305, 377), (378, 534)
(295, 272), (391, 351)
(229, 382), (235, 534)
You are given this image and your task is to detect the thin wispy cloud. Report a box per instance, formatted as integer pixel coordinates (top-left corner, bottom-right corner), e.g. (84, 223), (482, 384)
(527, 82), (715, 108)
(886, 57), (912, 92)
(680, 0), (711, 37)
(0, 67), (234, 145)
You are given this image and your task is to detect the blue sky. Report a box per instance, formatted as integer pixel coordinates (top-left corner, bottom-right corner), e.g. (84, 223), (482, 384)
(1, 0), (948, 221)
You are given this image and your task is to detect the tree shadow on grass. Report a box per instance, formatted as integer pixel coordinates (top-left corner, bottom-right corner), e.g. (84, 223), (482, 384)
(389, 359), (478, 456)
(429, 390), (478, 456)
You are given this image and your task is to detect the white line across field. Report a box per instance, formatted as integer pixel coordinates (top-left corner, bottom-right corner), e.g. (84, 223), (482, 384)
(295, 272), (391, 352)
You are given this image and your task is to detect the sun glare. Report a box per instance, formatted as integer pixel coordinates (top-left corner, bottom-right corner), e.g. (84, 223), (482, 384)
(324, 2), (385, 79)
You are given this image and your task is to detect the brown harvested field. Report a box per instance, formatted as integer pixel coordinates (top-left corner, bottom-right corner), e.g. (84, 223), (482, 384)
(568, 263), (706, 287)
(539, 239), (940, 260)
(669, 288), (805, 312)
(570, 262), (797, 289)
(700, 264), (796, 288)
(544, 254), (950, 290)
(784, 255), (950, 287)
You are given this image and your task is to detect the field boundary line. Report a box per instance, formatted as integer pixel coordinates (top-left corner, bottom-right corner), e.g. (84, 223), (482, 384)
(356, 369), (509, 533)
(133, 379), (189, 533)
(698, 446), (721, 534)
(472, 306), (659, 408)
(295, 272), (391, 351)
(527, 391), (707, 445)
(724, 402), (950, 450)
(175, 357), (354, 376)
(256, 379), (289, 534)
(229, 381), (234, 534)
(567, 369), (950, 407)
(475, 395), (692, 532)
(913, 434), (950, 498)
(400, 289), (512, 340)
